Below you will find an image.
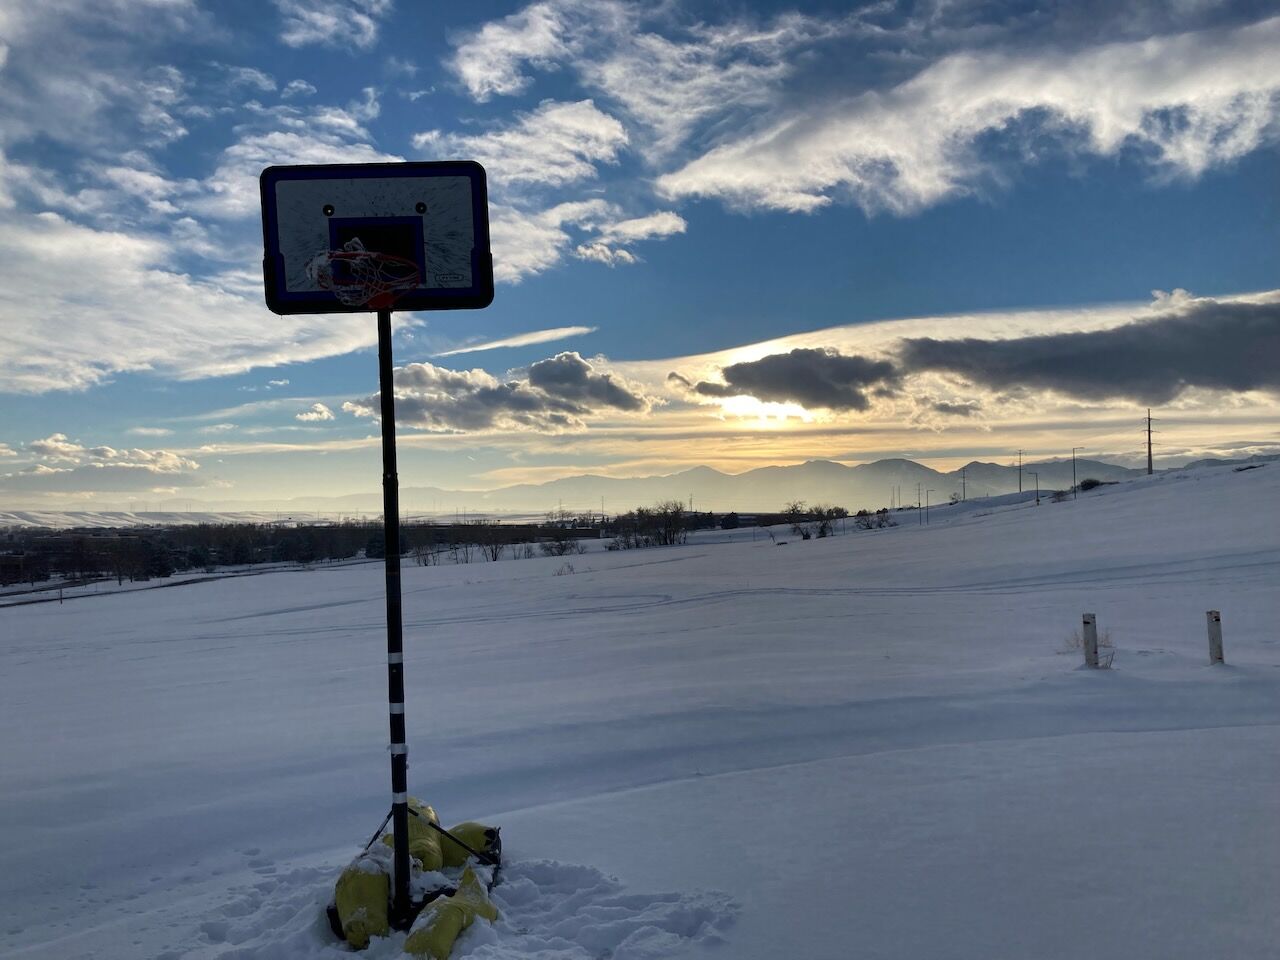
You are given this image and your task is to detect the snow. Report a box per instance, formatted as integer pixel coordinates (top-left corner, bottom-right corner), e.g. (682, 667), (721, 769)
(0, 463), (1277, 958)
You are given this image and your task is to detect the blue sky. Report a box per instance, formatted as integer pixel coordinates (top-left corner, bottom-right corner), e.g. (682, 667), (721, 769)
(1, 0), (1278, 510)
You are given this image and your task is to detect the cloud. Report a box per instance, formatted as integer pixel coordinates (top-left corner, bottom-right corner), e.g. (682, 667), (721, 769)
(447, 0), (614, 102)
(576, 11), (849, 157)
(668, 293), (1280, 416)
(273, 0), (393, 50)
(296, 402), (336, 421)
(573, 209), (686, 266)
(414, 99), (627, 188)
(527, 351), (649, 411)
(268, 379), (291, 388)
(193, 128), (400, 220)
(343, 352), (652, 433)
(488, 199), (611, 283)
(447, 1), (847, 156)
(930, 400), (983, 417)
(0, 460), (202, 494)
(434, 326), (597, 357)
(0, 2), (206, 153)
(596, 211), (686, 244)
(225, 65), (277, 92)
(198, 423), (239, 435)
(692, 348), (900, 411)
(0, 209), (400, 393)
(898, 294), (1280, 404)
(488, 201), (686, 281)
(127, 426), (174, 437)
(1, 433), (203, 494)
(574, 243), (637, 266)
(282, 79), (318, 99)
(28, 433), (87, 461)
(657, 16), (1280, 213)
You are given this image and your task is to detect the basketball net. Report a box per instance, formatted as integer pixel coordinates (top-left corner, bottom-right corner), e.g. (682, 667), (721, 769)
(306, 238), (422, 310)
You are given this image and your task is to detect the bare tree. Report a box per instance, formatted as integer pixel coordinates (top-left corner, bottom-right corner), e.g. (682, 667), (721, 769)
(810, 503), (846, 538)
(473, 520), (507, 561)
(540, 507), (585, 556)
(411, 525), (441, 566)
(784, 500), (812, 539)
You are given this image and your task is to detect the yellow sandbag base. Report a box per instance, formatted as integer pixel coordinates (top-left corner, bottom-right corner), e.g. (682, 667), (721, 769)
(439, 821), (501, 868)
(334, 855), (390, 950)
(404, 867), (498, 959)
(382, 798), (445, 871)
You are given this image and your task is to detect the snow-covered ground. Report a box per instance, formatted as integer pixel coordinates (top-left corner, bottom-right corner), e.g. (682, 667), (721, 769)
(1, 463), (1277, 959)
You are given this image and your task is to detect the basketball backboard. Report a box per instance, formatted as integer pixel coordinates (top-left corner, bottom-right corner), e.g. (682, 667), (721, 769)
(259, 160), (493, 314)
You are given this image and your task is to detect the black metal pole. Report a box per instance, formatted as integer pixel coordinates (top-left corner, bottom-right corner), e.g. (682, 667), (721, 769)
(376, 308), (410, 925)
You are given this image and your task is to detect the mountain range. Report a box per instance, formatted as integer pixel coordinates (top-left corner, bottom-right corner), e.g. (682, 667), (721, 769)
(120, 457), (1146, 518)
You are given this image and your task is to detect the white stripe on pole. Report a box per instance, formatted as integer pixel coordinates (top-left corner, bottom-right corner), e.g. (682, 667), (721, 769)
(389, 703), (405, 715)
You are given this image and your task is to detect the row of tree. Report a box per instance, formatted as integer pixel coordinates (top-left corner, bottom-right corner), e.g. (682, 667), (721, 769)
(2, 497), (901, 587)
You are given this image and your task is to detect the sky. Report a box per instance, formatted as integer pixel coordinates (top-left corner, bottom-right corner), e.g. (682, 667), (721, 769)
(0, 0), (1278, 511)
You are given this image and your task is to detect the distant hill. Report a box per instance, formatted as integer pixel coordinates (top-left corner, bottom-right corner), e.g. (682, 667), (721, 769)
(1, 456), (1149, 524)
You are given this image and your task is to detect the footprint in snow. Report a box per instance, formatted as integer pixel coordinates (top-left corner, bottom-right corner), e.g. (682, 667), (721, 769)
(184, 859), (734, 959)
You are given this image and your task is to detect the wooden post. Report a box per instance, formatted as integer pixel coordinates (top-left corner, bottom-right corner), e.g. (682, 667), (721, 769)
(1082, 613), (1099, 668)
(1207, 610), (1224, 664)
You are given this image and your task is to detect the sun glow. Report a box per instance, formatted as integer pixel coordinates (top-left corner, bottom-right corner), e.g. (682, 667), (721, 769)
(717, 395), (812, 425)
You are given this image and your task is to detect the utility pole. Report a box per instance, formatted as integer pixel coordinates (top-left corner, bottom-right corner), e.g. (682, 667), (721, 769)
(1146, 409), (1155, 475)
(1071, 447), (1082, 500)
(960, 467), (967, 501)
(1017, 449), (1023, 492)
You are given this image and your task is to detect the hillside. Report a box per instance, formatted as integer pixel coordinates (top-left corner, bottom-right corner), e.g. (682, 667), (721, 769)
(1, 461), (1276, 958)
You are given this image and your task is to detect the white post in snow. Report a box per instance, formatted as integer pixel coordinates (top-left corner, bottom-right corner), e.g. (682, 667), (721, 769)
(1082, 613), (1099, 668)
(1207, 610), (1224, 664)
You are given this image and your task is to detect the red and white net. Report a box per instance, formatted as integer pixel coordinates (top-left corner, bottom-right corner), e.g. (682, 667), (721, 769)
(306, 238), (421, 310)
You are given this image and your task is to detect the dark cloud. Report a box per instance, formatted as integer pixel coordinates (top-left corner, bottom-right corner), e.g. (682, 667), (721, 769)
(931, 400), (982, 417)
(527, 352), (647, 411)
(693, 348), (900, 410)
(899, 298), (1280, 403)
(345, 354), (650, 434)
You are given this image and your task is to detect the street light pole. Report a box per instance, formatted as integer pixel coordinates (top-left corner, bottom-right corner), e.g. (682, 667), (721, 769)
(1071, 447), (1082, 500)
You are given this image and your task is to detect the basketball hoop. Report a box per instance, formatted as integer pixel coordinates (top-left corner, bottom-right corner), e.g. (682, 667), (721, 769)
(260, 160), (493, 928)
(306, 238), (422, 310)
